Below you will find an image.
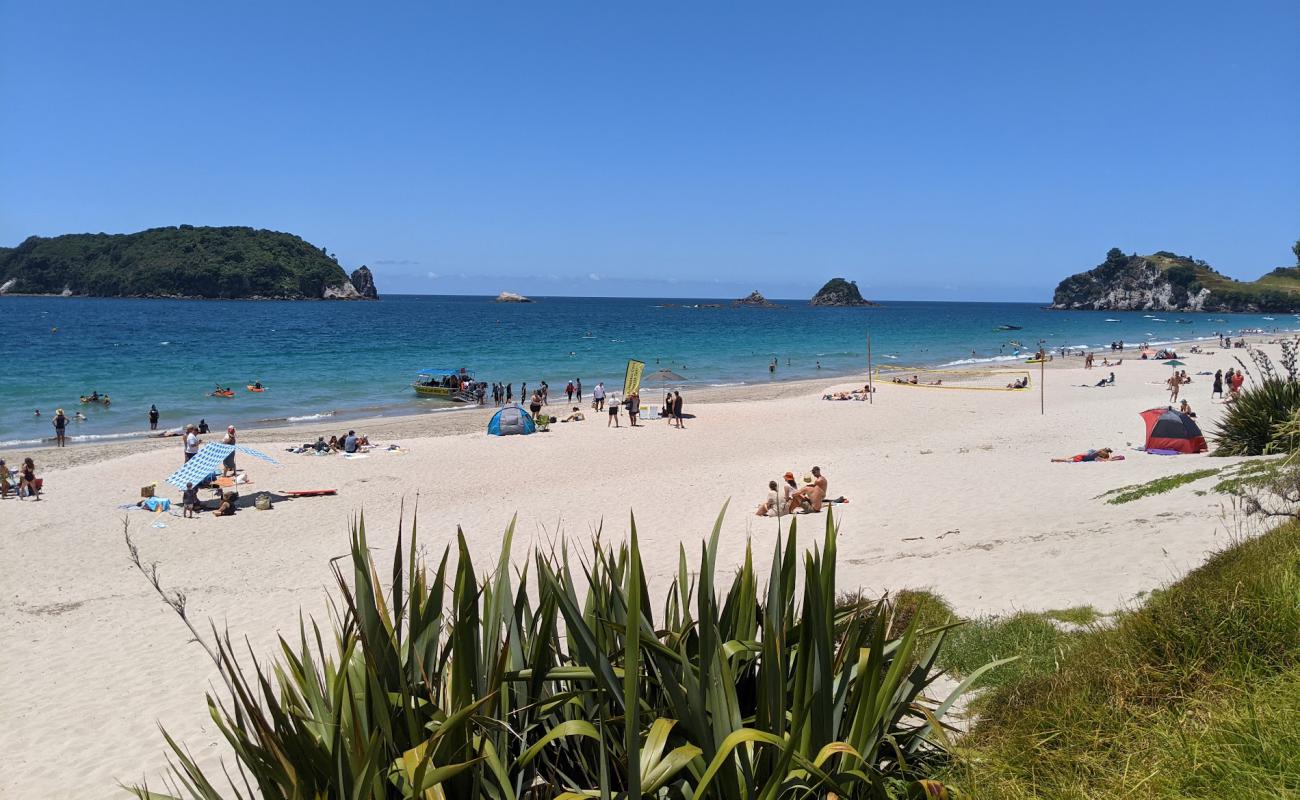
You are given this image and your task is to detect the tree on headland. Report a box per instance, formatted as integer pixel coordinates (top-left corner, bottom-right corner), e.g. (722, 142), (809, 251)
(1292, 238), (1299, 267)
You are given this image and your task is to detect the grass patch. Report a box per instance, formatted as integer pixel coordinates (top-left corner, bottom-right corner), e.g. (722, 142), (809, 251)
(1212, 457), (1285, 495)
(939, 613), (1087, 700)
(1098, 468), (1221, 504)
(1042, 605), (1102, 625)
(941, 519), (1300, 799)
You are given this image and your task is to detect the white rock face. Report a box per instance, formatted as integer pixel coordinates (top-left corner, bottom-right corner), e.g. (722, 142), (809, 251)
(0, 278), (15, 294)
(322, 281), (363, 300)
(1052, 258), (1212, 311)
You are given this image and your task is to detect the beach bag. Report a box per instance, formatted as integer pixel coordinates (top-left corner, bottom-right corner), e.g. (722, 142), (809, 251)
(140, 483), (156, 498)
(255, 492), (272, 511)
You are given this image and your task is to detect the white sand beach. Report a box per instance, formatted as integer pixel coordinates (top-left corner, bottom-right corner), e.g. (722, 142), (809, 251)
(0, 346), (1268, 798)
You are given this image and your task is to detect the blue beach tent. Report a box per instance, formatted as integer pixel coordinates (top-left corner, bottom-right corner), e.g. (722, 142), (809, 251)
(163, 443), (281, 489)
(487, 404), (536, 436)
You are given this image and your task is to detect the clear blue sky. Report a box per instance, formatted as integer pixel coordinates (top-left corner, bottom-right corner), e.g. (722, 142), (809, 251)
(2, 1), (1297, 300)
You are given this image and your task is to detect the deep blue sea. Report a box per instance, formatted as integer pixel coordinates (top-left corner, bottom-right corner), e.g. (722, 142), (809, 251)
(1, 294), (1292, 446)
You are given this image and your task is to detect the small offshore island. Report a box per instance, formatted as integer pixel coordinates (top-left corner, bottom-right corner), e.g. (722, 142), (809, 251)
(810, 277), (877, 306)
(0, 225), (378, 300)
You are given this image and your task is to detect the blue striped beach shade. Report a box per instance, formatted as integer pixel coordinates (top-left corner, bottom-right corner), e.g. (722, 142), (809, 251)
(163, 444), (280, 489)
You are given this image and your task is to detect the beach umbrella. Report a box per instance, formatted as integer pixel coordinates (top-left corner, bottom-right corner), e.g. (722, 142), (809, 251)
(164, 443), (280, 489)
(1163, 359), (1186, 367)
(642, 368), (685, 388)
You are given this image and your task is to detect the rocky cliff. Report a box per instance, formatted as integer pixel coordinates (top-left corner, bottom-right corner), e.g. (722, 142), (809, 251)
(1051, 248), (1300, 313)
(810, 278), (876, 307)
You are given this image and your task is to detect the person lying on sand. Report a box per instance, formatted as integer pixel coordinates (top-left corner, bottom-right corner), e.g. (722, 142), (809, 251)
(1052, 447), (1118, 463)
(560, 407), (586, 422)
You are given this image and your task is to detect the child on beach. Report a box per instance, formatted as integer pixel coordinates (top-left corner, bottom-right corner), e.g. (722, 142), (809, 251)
(182, 482), (200, 518)
(607, 395), (620, 427)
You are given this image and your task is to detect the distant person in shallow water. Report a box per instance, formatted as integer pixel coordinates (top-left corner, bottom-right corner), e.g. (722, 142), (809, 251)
(148, 404), (159, 431)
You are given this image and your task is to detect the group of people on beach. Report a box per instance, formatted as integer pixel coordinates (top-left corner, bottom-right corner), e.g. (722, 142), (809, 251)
(491, 379), (587, 408)
(755, 466), (829, 516)
(0, 456), (40, 500)
(1211, 368), (1245, 401)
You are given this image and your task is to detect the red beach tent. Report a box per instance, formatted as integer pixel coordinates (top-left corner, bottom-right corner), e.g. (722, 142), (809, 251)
(1140, 407), (1207, 454)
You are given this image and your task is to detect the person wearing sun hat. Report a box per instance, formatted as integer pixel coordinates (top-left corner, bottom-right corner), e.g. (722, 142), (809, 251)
(786, 466), (828, 514)
(52, 408), (69, 448)
(221, 425), (237, 476)
(780, 471), (800, 509)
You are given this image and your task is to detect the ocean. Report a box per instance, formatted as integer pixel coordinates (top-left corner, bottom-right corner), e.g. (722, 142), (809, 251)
(0, 294), (1289, 447)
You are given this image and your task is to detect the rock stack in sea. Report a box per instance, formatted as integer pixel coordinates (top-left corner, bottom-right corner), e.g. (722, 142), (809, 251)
(810, 278), (877, 307)
(495, 291), (533, 303)
(733, 290), (777, 308)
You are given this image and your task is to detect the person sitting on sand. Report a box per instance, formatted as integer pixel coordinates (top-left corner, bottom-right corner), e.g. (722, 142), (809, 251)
(0, 459), (9, 499)
(781, 472), (799, 508)
(327, 435), (341, 451)
(1179, 399), (1197, 419)
(343, 430), (358, 453)
(18, 457), (38, 500)
(787, 466), (828, 514)
(1095, 372), (1115, 387)
(909, 375), (919, 384)
(312, 436), (330, 453)
(212, 489), (236, 517)
(182, 482), (200, 518)
(1052, 447), (1116, 463)
(755, 480), (781, 516)
(561, 406), (585, 422)
(356, 434), (371, 448)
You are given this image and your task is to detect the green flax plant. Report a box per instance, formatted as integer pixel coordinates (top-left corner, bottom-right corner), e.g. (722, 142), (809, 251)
(128, 505), (998, 799)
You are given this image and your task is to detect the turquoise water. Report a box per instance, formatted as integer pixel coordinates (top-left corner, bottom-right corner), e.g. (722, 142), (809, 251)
(1, 294), (1290, 446)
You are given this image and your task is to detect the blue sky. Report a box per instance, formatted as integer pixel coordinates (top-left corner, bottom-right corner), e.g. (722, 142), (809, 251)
(2, 1), (1297, 300)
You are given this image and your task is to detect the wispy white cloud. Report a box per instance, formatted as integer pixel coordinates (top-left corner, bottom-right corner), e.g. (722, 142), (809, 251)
(375, 258), (420, 266)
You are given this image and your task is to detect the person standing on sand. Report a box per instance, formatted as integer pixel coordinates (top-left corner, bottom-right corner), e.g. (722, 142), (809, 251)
(575, 378), (582, 401)
(183, 425), (200, 463)
(607, 394), (620, 427)
(506, 383), (513, 403)
(627, 391), (640, 426)
(521, 382), (527, 402)
(52, 409), (68, 447)
(672, 390), (684, 428)
(593, 382), (605, 411)
(222, 426), (237, 476)
(529, 391), (543, 420)
(148, 404), (159, 431)
(541, 381), (549, 405)
(1167, 373), (1180, 404)
(1212, 370), (1223, 399)
(565, 380), (575, 402)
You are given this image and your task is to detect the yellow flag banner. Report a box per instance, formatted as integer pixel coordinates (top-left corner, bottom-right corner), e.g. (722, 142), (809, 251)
(623, 359), (645, 396)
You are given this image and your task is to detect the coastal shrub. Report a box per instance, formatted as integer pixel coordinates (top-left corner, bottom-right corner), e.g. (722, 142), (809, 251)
(940, 519), (1300, 799)
(1211, 378), (1300, 455)
(127, 507), (1001, 799)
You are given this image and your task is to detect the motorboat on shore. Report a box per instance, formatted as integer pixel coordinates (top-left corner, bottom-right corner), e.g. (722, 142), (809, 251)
(412, 368), (478, 402)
